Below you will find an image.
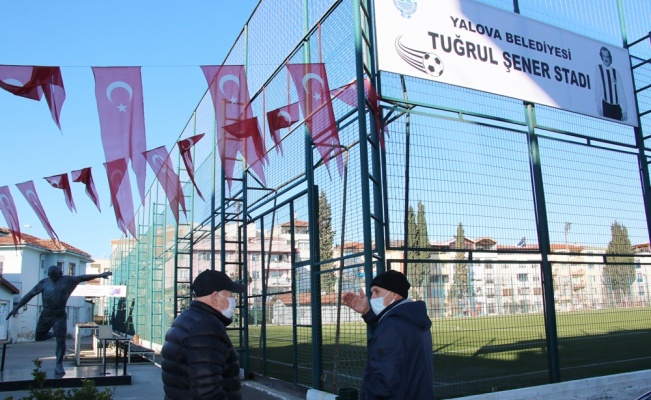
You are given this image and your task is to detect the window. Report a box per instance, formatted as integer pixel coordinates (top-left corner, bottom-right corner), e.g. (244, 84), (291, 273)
(518, 287), (531, 295)
(503, 288), (513, 296)
(486, 275), (494, 284)
(534, 288), (542, 295)
(178, 269), (190, 282)
(198, 251), (212, 261)
(517, 273), (528, 282)
(637, 273), (643, 283)
(68, 263), (76, 276)
(485, 264), (493, 269)
(0, 255), (4, 276)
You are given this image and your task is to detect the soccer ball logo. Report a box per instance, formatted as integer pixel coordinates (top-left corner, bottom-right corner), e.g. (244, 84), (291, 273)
(422, 53), (444, 77)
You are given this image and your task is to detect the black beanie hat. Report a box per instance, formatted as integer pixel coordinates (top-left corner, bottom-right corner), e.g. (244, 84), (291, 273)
(370, 270), (410, 298)
(192, 270), (246, 297)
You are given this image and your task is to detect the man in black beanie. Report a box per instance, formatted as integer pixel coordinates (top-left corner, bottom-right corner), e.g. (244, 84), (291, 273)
(342, 269), (434, 399)
(161, 269), (246, 400)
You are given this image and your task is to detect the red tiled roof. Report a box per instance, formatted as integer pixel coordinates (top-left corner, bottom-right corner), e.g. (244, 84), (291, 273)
(280, 220), (309, 227)
(275, 292), (339, 306)
(0, 228), (92, 259)
(0, 276), (19, 294)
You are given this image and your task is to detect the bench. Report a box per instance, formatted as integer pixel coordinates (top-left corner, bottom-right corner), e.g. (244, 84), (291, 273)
(117, 340), (156, 364)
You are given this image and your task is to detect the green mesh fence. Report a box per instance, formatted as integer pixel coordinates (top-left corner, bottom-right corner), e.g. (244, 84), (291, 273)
(107, 0), (651, 398)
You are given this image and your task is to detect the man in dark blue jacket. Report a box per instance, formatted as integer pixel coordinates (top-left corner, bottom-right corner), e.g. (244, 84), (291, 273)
(343, 270), (434, 399)
(161, 270), (245, 400)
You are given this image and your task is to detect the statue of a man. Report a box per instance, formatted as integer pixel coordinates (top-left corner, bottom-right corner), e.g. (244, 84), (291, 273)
(6, 265), (112, 375)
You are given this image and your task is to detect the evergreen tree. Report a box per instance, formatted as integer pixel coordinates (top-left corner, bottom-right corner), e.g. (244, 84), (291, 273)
(319, 190), (337, 293)
(604, 221), (635, 305)
(406, 202), (429, 300)
(448, 223), (469, 314)
(406, 205), (418, 296)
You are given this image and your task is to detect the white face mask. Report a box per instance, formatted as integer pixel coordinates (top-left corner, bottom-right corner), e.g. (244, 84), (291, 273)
(370, 292), (393, 315)
(218, 293), (237, 319)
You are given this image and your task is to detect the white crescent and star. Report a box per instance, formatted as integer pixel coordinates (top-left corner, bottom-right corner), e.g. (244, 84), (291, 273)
(277, 110), (292, 123)
(0, 194), (19, 226)
(25, 190), (39, 205)
(151, 153), (167, 174)
(218, 74), (240, 104)
(1, 78), (25, 87)
(48, 177), (61, 188)
(180, 138), (195, 151)
(106, 81), (133, 112)
(302, 73), (325, 101)
(110, 170), (125, 188)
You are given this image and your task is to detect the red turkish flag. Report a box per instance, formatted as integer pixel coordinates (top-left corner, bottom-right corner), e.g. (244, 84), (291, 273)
(0, 65), (66, 129)
(93, 67), (147, 203)
(178, 133), (206, 201)
(104, 158), (137, 238)
(71, 167), (101, 212)
(266, 102), (300, 155)
(0, 186), (22, 249)
(144, 146), (187, 224)
(201, 65), (267, 189)
(287, 63), (343, 176)
(223, 117), (267, 185)
(16, 181), (59, 245)
(331, 77), (386, 149)
(44, 173), (76, 213)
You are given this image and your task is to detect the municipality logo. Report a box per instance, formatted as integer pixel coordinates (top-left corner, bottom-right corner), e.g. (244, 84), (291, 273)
(392, 0), (417, 18)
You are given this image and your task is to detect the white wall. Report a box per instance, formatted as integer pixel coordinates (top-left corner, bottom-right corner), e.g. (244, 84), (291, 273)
(1, 246), (94, 342)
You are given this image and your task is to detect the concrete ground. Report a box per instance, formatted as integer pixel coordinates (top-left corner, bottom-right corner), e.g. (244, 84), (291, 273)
(0, 339), (305, 400)
(0, 338), (649, 399)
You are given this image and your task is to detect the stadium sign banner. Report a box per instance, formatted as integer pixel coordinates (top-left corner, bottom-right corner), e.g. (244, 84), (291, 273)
(71, 284), (127, 297)
(375, 0), (638, 127)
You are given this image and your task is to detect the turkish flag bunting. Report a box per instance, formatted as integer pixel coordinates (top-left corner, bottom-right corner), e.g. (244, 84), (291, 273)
(178, 133), (206, 201)
(0, 186), (22, 250)
(71, 167), (101, 212)
(266, 102), (300, 155)
(144, 146), (187, 224)
(201, 65), (267, 189)
(223, 117), (267, 185)
(0, 65), (66, 130)
(287, 63), (343, 176)
(330, 77), (386, 149)
(44, 173), (76, 213)
(16, 181), (59, 245)
(93, 67), (147, 203)
(104, 158), (137, 238)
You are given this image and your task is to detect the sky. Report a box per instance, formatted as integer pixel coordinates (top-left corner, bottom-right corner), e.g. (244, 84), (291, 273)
(0, 1), (259, 258)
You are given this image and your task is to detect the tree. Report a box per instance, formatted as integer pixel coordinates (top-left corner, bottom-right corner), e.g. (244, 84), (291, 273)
(448, 223), (469, 315)
(604, 221), (635, 305)
(319, 190), (337, 293)
(406, 203), (429, 300)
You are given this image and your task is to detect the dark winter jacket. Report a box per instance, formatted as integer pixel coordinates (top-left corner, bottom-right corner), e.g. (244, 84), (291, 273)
(361, 299), (434, 400)
(161, 300), (241, 400)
